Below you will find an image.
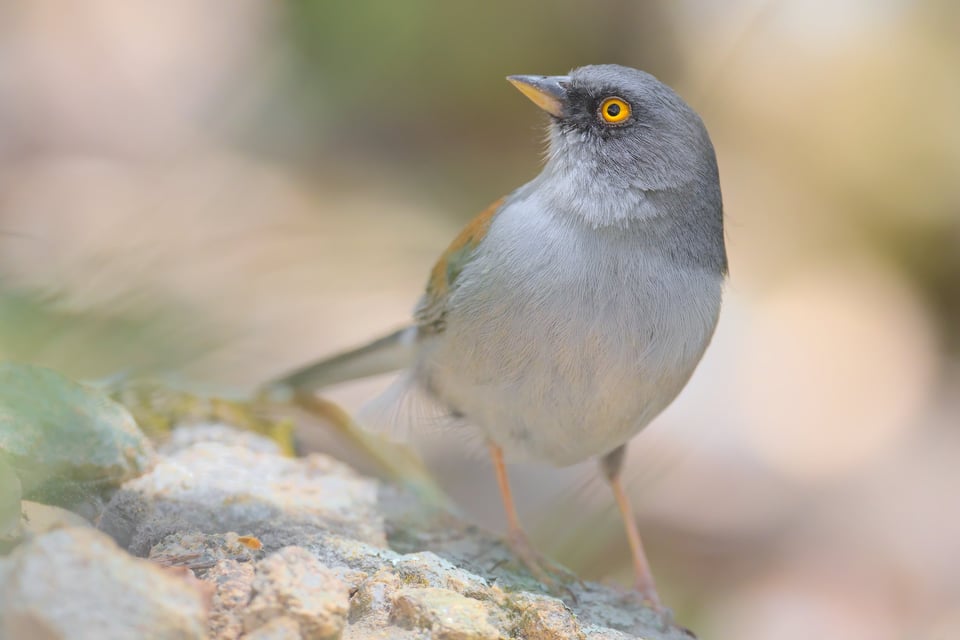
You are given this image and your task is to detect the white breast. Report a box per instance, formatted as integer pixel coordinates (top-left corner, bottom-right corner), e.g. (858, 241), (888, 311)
(417, 193), (723, 465)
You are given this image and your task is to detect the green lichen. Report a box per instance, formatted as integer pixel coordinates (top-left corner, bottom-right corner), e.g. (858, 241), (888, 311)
(108, 380), (298, 456)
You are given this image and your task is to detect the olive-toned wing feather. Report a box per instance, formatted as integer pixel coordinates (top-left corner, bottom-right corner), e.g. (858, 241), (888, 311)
(415, 197), (506, 334)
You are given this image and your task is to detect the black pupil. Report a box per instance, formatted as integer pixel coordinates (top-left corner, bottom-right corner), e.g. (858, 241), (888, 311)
(606, 103), (621, 117)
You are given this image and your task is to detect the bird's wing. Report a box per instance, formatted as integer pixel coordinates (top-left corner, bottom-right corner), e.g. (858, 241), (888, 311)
(414, 196), (506, 334)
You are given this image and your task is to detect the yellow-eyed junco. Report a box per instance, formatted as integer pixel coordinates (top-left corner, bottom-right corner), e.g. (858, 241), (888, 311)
(265, 64), (727, 610)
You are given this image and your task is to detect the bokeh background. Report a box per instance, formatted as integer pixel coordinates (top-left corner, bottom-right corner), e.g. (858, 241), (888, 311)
(1, 1), (958, 637)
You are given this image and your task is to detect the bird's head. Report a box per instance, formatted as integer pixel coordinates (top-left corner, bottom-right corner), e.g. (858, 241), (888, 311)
(508, 64), (721, 229)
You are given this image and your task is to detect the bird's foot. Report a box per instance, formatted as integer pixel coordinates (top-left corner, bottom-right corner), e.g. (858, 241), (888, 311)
(634, 580), (664, 612)
(503, 529), (580, 598)
(625, 583), (691, 636)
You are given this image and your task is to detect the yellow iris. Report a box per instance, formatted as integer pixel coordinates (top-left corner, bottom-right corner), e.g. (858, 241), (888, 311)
(599, 97), (631, 124)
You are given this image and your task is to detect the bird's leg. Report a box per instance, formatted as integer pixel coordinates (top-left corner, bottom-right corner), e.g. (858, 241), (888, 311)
(601, 445), (663, 611)
(488, 441), (569, 589)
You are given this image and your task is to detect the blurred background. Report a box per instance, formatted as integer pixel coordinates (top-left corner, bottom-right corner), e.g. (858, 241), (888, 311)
(1, 1), (958, 637)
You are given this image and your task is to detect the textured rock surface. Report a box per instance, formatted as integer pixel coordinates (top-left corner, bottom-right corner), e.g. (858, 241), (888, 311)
(206, 559), (257, 640)
(100, 436), (383, 557)
(244, 616), (303, 640)
(512, 592), (587, 640)
(243, 546), (350, 639)
(390, 587), (501, 640)
(92, 424), (694, 639)
(0, 362), (155, 508)
(0, 527), (207, 640)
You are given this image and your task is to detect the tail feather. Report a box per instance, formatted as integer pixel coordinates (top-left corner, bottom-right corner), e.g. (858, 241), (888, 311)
(263, 326), (418, 400)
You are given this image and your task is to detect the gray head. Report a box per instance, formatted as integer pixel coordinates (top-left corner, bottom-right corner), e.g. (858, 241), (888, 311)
(508, 65), (725, 272)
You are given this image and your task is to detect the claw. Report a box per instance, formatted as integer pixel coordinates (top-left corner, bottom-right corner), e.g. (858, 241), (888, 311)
(503, 529), (578, 601)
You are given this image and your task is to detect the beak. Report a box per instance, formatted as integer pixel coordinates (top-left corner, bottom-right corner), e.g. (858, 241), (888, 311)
(507, 74), (570, 118)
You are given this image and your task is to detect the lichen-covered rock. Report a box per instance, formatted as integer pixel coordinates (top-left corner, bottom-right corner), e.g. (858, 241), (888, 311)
(244, 615), (302, 640)
(390, 586), (502, 640)
(149, 530), (264, 570)
(343, 627), (430, 640)
(244, 546), (351, 640)
(100, 438), (383, 556)
(159, 421), (288, 456)
(94, 424), (695, 639)
(510, 592), (586, 640)
(206, 559), (256, 640)
(305, 532), (401, 578)
(108, 380), (298, 456)
(583, 626), (645, 640)
(0, 362), (154, 507)
(0, 527), (207, 639)
(391, 551), (490, 598)
(349, 569), (402, 625)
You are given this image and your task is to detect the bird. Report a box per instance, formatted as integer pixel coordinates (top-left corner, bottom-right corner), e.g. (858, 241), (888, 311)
(264, 64), (727, 610)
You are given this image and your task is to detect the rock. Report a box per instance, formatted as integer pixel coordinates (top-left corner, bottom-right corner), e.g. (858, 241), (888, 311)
(510, 592), (585, 640)
(243, 546), (351, 640)
(0, 370), (693, 640)
(390, 587), (502, 640)
(348, 569), (402, 625)
(343, 628), (429, 640)
(0, 527), (207, 639)
(17, 501), (93, 541)
(391, 551), (489, 599)
(244, 616), (302, 640)
(302, 532), (401, 578)
(0, 362), (154, 508)
(100, 431), (383, 556)
(149, 531), (263, 570)
(583, 626), (645, 640)
(95, 423), (695, 639)
(108, 380), (299, 457)
(380, 486), (691, 640)
(160, 422), (285, 456)
(206, 559), (256, 640)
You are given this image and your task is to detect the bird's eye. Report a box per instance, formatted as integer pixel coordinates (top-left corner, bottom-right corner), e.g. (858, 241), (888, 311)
(599, 97), (631, 124)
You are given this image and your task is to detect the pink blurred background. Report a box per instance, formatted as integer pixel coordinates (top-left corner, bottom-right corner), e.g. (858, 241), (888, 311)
(1, 1), (958, 637)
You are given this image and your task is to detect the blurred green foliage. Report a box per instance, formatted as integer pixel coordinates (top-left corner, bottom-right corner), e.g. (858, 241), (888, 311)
(0, 289), (221, 381)
(276, 1), (684, 199)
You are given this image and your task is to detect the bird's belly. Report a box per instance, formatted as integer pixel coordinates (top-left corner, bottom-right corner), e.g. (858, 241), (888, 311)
(421, 258), (722, 465)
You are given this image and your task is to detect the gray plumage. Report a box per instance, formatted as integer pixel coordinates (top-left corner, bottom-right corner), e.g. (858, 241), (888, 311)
(266, 64), (726, 466)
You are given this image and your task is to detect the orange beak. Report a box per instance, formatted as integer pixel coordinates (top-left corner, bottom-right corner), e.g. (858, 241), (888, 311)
(507, 75), (570, 118)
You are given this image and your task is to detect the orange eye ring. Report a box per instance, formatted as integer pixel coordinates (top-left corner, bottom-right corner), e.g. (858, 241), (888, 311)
(599, 97), (631, 124)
